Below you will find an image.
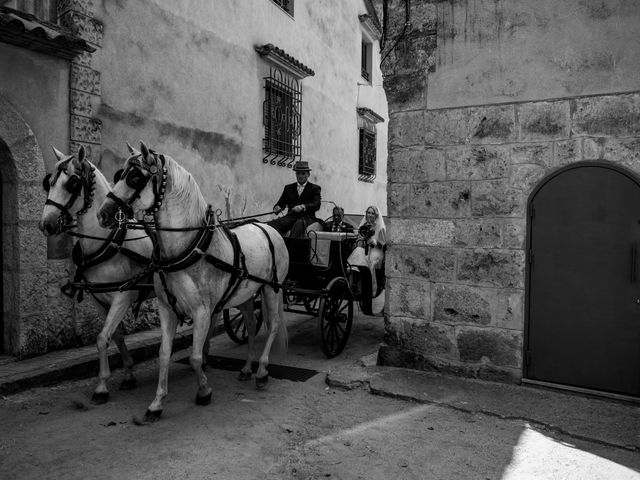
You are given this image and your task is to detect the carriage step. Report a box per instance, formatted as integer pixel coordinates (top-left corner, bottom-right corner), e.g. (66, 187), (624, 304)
(176, 355), (319, 383)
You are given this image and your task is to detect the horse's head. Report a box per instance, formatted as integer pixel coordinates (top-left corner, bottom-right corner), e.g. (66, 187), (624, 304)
(98, 141), (165, 228)
(39, 145), (95, 236)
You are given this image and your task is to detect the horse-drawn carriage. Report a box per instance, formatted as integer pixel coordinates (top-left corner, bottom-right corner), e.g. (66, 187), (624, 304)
(40, 142), (384, 422)
(223, 227), (385, 358)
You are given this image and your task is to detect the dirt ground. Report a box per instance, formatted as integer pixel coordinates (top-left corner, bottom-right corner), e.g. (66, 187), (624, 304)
(1, 310), (639, 480)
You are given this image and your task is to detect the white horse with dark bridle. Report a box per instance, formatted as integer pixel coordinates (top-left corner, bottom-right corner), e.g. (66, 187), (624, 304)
(39, 146), (154, 404)
(97, 142), (289, 423)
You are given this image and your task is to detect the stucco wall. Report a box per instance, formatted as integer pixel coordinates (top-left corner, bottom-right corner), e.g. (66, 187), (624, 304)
(380, 0), (640, 381)
(92, 0), (388, 220)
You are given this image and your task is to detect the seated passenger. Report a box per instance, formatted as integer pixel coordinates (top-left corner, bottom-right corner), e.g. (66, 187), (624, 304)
(347, 205), (386, 294)
(267, 161), (322, 238)
(324, 206), (354, 233)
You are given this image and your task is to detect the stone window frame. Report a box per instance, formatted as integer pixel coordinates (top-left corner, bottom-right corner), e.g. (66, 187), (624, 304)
(357, 107), (384, 183)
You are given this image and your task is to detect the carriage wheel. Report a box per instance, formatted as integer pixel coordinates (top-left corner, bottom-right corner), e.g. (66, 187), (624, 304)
(223, 296), (263, 345)
(317, 277), (353, 358)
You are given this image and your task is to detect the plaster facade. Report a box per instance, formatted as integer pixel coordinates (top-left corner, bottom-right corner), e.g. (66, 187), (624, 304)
(380, 0), (640, 384)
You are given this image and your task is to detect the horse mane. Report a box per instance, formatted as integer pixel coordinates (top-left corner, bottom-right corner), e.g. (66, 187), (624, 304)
(164, 154), (208, 224)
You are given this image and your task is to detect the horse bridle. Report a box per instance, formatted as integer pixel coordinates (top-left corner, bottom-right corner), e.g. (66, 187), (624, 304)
(108, 151), (167, 220)
(42, 162), (96, 226)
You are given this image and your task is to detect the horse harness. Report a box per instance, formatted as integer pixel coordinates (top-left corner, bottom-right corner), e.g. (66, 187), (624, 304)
(114, 151), (282, 326)
(43, 161), (153, 308)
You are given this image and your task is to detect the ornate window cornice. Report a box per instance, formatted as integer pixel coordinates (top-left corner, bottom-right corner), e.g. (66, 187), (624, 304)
(0, 6), (95, 60)
(255, 43), (314, 80)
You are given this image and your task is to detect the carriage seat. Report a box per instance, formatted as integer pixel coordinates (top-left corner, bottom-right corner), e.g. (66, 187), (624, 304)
(307, 231), (357, 268)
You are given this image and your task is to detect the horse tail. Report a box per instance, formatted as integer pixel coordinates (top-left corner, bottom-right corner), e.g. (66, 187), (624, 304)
(275, 288), (288, 353)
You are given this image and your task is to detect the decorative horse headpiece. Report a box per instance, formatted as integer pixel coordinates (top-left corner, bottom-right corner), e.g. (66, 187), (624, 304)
(42, 145), (95, 227)
(107, 141), (167, 220)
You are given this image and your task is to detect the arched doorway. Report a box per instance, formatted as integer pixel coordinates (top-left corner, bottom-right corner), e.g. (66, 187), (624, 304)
(525, 162), (640, 399)
(0, 96), (48, 357)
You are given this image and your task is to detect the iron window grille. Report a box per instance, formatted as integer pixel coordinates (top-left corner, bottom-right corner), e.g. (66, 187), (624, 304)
(361, 40), (371, 82)
(2, 0), (57, 22)
(358, 128), (376, 182)
(270, 0), (294, 16)
(263, 67), (302, 168)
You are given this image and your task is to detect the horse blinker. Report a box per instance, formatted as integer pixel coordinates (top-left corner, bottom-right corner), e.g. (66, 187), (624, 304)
(42, 173), (52, 192)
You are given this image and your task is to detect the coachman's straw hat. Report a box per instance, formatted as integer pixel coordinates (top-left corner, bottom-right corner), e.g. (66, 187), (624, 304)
(292, 161), (311, 172)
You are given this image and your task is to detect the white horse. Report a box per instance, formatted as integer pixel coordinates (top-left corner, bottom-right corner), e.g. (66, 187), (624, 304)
(97, 141), (289, 423)
(39, 146), (154, 404)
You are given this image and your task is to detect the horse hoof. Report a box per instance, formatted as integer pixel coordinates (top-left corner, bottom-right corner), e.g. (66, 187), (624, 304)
(119, 377), (137, 390)
(195, 392), (212, 406)
(90, 391), (109, 405)
(135, 409), (162, 424)
(256, 375), (269, 390)
(238, 371), (252, 381)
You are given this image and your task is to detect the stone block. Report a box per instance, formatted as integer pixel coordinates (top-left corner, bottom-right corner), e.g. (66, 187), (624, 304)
(17, 223), (47, 270)
(582, 137), (605, 160)
(390, 218), (454, 246)
(17, 313), (48, 358)
(501, 219), (526, 249)
(453, 219), (501, 248)
(387, 317), (457, 359)
(424, 105), (516, 146)
(456, 327), (522, 368)
(57, 0), (93, 17)
(517, 101), (571, 141)
(388, 147), (446, 183)
(387, 246), (456, 282)
(389, 111), (425, 149)
(457, 249), (525, 289)
(572, 94), (640, 137)
(471, 180), (526, 217)
(122, 298), (160, 333)
(70, 90), (97, 117)
(70, 64), (101, 95)
(10, 140), (45, 183)
(387, 278), (431, 319)
(510, 143), (553, 168)
(383, 71), (427, 111)
(19, 268), (48, 314)
(507, 164), (547, 192)
(433, 284), (491, 326)
(391, 182), (471, 218)
(602, 137), (640, 170)
(494, 290), (524, 331)
(446, 145), (509, 180)
(17, 184), (46, 222)
(70, 115), (102, 145)
(74, 297), (103, 346)
(60, 11), (103, 46)
(555, 139), (581, 166)
(70, 141), (99, 162)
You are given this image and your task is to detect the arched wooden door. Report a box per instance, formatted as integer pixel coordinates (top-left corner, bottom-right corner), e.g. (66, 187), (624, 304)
(526, 163), (640, 398)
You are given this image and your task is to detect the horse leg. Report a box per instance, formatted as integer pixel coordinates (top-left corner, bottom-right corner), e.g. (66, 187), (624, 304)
(113, 323), (136, 390)
(237, 299), (257, 381)
(254, 288), (287, 389)
(143, 301), (179, 423)
(190, 307), (213, 405)
(202, 312), (219, 368)
(93, 292), (134, 404)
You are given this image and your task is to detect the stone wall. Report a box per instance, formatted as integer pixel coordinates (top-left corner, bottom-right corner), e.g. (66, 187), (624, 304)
(378, 0), (640, 381)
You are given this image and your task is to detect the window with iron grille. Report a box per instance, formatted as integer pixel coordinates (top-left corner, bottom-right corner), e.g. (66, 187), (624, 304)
(270, 0), (294, 16)
(1, 0), (57, 22)
(358, 128), (376, 182)
(262, 67), (302, 167)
